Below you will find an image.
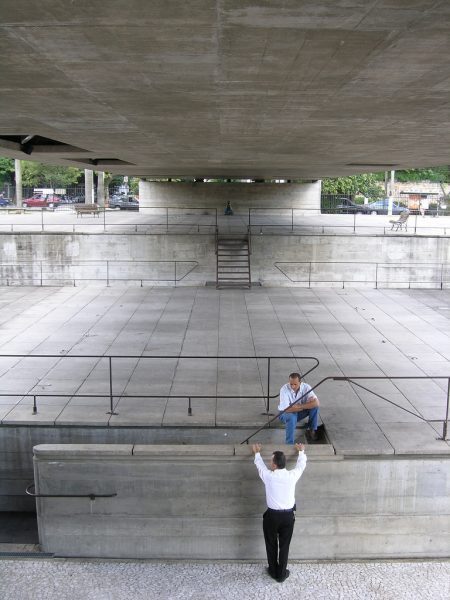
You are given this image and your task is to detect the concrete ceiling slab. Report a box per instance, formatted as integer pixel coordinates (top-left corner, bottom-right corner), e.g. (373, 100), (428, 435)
(0, 1), (449, 178)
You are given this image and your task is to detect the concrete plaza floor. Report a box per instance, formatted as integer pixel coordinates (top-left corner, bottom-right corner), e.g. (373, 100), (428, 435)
(0, 285), (449, 455)
(1, 558), (449, 600)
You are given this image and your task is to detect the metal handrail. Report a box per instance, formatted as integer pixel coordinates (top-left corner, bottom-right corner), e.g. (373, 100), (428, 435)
(26, 483), (116, 500)
(241, 375), (450, 444)
(0, 353), (320, 417)
(274, 261), (450, 290)
(2, 204), (449, 236)
(0, 259), (199, 287)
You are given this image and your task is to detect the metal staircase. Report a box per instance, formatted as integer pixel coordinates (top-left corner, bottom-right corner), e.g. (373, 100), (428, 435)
(216, 231), (251, 289)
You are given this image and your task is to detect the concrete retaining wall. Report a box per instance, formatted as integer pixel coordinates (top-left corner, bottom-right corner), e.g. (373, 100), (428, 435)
(32, 444), (450, 559)
(139, 181), (321, 212)
(1, 232), (450, 287)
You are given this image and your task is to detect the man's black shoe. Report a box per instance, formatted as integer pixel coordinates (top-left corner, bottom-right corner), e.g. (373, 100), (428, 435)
(266, 567), (277, 580)
(277, 569), (290, 583)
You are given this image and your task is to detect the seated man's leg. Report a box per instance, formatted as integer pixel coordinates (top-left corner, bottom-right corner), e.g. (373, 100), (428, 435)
(278, 413), (298, 444)
(296, 407), (319, 431)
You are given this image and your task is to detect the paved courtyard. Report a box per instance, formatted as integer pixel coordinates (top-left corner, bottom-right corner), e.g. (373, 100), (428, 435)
(0, 285), (449, 454)
(1, 558), (449, 600)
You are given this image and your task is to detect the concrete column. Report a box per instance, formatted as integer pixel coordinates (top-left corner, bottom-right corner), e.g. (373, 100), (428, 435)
(96, 171), (105, 207)
(84, 169), (94, 204)
(14, 159), (22, 207)
(139, 181), (321, 212)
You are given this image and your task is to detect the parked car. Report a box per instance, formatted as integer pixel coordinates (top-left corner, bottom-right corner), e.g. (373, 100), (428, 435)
(366, 199), (407, 215)
(0, 196), (12, 207)
(335, 198), (369, 214)
(22, 194), (62, 208)
(109, 195), (139, 210)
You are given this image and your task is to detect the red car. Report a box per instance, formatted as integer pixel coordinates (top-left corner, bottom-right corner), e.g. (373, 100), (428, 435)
(22, 195), (62, 208)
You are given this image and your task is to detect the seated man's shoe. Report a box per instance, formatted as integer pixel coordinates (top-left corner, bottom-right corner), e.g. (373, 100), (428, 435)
(306, 429), (319, 442)
(277, 569), (290, 583)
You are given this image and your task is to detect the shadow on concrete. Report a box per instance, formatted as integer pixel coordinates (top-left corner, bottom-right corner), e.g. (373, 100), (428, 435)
(0, 512), (38, 544)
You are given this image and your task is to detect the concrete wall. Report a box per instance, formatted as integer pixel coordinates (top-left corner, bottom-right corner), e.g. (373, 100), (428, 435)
(139, 181), (321, 212)
(32, 444), (450, 560)
(1, 232), (450, 288)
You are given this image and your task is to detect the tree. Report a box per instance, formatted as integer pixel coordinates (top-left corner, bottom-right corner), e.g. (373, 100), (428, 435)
(21, 161), (82, 187)
(321, 173), (383, 198)
(395, 167), (449, 183)
(0, 157), (14, 184)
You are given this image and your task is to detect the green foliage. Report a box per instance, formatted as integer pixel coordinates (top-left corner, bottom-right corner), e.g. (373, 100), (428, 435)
(20, 161), (82, 187)
(395, 167), (449, 183)
(321, 173), (383, 198)
(129, 177), (139, 194)
(0, 157), (14, 183)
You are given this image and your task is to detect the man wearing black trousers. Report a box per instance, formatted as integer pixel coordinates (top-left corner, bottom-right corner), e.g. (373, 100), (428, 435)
(252, 442), (307, 583)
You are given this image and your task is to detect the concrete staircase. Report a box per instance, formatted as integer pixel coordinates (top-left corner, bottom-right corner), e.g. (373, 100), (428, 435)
(216, 234), (251, 289)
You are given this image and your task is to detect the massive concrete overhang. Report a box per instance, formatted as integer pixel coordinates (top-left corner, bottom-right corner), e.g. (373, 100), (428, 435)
(0, 1), (449, 179)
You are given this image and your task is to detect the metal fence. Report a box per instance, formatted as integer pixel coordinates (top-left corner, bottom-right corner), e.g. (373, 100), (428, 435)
(0, 259), (199, 286)
(274, 261), (450, 289)
(0, 353), (320, 419)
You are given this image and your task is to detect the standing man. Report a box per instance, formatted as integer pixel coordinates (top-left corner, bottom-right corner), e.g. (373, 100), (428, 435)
(252, 443), (307, 582)
(279, 372), (320, 444)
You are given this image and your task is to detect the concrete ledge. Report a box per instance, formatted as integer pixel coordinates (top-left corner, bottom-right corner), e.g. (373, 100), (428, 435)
(133, 444), (234, 456)
(234, 443), (336, 457)
(33, 444), (134, 458)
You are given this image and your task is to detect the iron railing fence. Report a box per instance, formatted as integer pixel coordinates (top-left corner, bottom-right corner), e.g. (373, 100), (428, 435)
(1, 184), (136, 203)
(241, 375), (450, 445)
(0, 260), (199, 286)
(1, 259), (450, 289)
(274, 261), (450, 289)
(247, 206), (450, 235)
(320, 193), (449, 216)
(0, 205), (219, 233)
(1, 205), (450, 236)
(0, 354), (320, 419)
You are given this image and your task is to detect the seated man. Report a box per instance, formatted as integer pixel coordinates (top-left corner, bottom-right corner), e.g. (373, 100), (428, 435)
(278, 372), (320, 444)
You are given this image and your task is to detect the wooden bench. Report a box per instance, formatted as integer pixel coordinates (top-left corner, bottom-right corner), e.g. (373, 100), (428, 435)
(75, 204), (100, 217)
(389, 210), (409, 231)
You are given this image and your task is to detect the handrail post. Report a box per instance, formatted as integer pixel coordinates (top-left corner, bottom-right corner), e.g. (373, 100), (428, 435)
(174, 261), (177, 286)
(443, 378), (450, 440)
(291, 208), (293, 232)
(266, 357), (271, 413)
(106, 356), (117, 415)
(166, 207), (169, 232)
(353, 213), (356, 233)
(188, 397), (192, 416)
(32, 395), (37, 415)
(41, 208), (44, 232)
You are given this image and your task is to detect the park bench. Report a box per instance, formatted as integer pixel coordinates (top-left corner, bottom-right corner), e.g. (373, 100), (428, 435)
(389, 210), (409, 231)
(75, 204), (100, 217)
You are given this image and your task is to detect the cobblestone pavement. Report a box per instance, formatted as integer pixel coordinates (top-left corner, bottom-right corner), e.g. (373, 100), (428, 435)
(1, 559), (449, 600)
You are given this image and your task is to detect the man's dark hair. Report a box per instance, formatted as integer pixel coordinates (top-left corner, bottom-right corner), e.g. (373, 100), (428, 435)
(272, 451), (286, 469)
(289, 372), (301, 381)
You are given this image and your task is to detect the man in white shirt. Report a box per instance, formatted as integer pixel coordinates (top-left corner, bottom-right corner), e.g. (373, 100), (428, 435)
(278, 372), (320, 444)
(253, 442), (307, 583)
